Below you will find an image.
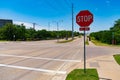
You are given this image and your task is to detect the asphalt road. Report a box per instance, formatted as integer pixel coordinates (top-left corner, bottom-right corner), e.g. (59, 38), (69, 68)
(0, 38), (120, 80)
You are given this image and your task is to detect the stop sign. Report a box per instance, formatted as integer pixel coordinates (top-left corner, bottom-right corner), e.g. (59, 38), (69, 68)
(76, 10), (93, 27)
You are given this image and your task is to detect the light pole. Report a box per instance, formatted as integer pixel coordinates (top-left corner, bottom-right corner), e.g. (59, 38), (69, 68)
(53, 20), (63, 42)
(48, 22), (50, 31)
(56, 22), (59, 42)
(33, 23), (36, 29)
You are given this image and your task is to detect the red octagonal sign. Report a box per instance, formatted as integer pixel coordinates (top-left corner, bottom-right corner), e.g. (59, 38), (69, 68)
(76, 10), (93, 27)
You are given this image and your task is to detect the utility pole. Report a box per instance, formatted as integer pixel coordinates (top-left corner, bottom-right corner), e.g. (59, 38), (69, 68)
(48, 22), (50, 31)
(57, 22), (59, 42)
(33, 23), (36, 29)
(53, 20), (63, 42)
(72, 3), (74, 40)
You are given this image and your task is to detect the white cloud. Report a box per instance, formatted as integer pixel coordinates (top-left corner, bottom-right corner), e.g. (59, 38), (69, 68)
(13, 21), (47, 30)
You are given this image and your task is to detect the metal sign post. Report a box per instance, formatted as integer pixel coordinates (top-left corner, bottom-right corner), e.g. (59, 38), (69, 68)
(83, 30), (86, 73)
(76, 10), (93, 74)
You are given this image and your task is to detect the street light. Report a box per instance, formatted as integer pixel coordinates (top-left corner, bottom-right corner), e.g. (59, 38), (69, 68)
(48, 22), (50, 31)
(53, 20), (63, 42)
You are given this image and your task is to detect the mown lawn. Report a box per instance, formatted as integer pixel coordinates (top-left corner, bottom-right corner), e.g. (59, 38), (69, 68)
(91, 40), (109, 46)
(113, 54), (120, 65)
(58, 39), (74, 43)
(66, 69), (99, 80)
(91, 40), (120, 47)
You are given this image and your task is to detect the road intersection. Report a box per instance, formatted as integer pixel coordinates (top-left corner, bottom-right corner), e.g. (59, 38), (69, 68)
(0, 38), (120, 80)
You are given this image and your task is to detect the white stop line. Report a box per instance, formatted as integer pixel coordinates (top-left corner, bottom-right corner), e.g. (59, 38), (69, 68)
(0, 54), (81, 62)
(0, 64), (66, 74)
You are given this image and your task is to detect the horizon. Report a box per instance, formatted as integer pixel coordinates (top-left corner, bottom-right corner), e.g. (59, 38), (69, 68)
(0, 0), (120, 32)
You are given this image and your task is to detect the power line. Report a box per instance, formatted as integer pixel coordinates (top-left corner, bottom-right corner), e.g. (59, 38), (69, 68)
(13, 20), (42, 29)
(33, 23), (36, 29)
(63, 0), (75, 39)
(44, 0), (72, 14)
(48, 22), (50, 31)
(44, 0), (60, 12)
(33, 23), (42, 30)
(53, 20), (63, 42)
(63, 0), (71, 9)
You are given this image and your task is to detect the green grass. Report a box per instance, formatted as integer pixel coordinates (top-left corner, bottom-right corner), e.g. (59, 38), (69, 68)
(66, 69), (99, 80)
(92, 40), (120, 47)
(91, 40), (110, 46)
(85, 39), (89, 45)
(0, 40), (8, 42)
(78, 35), (82, 38)
(58, 39), (74, 43)
(113, 54), (120, 65)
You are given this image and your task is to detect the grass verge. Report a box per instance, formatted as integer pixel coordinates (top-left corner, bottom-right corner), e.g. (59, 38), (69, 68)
(92, 40), (120, 47)
(91, 40), (110, 46)
(58, 39), (74, 43)
(0, 40), (8, 42)
(66, 69), (99, 80)
(85, 39), (89, 45)
(113, 54), (120, 65)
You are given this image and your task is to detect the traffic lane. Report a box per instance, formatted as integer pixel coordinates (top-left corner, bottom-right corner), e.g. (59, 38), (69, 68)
(0, 57), (64, 70)
(0, 40), (79, 56)
(0, 39), (82, 68)
(0, 38), (83, 77)
(0, 38), (83, 67)
(0, 46), (81, 70)
(0, 58), (80, 80)
(0, 48), (54, 64)
(0, 56), (25, 64)
(0, 67), (53, 80)
(3, 45), (82, 60)
(36, 46), (82, 60)
(0, 44), (54, 55)
(16, 70), (56, 80)
(0, 43), (69, 59)
(86, 46), (120, 59)
(0, 49), (81, 80)
(0, 56), (70, 80)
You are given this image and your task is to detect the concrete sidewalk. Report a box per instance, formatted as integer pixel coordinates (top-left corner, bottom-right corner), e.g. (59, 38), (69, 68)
(62, 55), (120, 80)
(85, 55), (120, 80)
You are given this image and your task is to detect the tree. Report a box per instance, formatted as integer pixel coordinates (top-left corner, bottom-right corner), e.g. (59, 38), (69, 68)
(0, 23), (80, 41)
(90, 19), (120, 45)
(36, 29), (51, 40)
(0, 28), (4, 40)
(2, 23), (17, 40)
(110, 19), (120, 31)
(15, 24), (26, 40)
(26, 28), (36, 40)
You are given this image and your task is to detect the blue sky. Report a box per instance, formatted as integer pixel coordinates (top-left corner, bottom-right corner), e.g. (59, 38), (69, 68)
(0, 0), (120, 32)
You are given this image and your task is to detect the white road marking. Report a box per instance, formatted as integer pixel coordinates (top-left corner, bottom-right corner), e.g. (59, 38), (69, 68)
(0, 54), (81, 62)
(55, 49), (82, 75)
(57, 49), (81, 71)
(0, 64), (66, 74)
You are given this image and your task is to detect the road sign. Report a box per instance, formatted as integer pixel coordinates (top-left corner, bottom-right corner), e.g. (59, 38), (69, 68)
(79, 27), (90, 31)
(76, 10), (93, 27)
(76, 10), (93, 73)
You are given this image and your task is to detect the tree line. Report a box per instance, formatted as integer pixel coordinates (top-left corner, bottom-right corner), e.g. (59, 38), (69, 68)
(90, 19), (120, 45)
(0, 23), (80, 41)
